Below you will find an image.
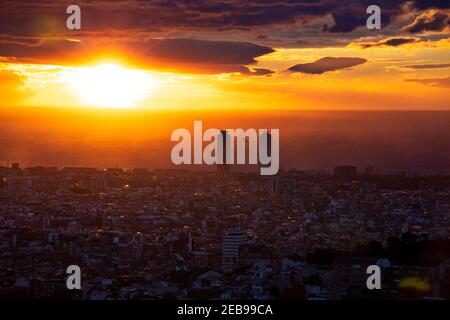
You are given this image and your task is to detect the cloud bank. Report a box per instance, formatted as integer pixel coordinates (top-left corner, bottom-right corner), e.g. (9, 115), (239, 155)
(288, 57), (367, 74)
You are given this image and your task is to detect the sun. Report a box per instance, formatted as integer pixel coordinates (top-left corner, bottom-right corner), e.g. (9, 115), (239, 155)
(64, 63), (158, 108)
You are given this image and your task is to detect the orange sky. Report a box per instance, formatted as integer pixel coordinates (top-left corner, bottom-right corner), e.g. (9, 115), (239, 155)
(1, 40), (449, 110)
(0, 1), (449, 110)
(0, 107), (448, 174)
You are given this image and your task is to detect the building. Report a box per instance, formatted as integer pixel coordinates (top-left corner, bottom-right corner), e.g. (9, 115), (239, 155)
(430, 258), (450, 299)
(62, 167), (97, 175)
(222, 227), (246, 270)
(217, 130), (231, 175)
(259, 132), (272, 172)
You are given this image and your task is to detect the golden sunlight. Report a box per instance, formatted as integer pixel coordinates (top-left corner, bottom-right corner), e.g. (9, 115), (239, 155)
(64, 63), (158, 108)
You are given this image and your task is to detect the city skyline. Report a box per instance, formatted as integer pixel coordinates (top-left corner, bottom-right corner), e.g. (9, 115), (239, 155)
(0, 108), (449, 175)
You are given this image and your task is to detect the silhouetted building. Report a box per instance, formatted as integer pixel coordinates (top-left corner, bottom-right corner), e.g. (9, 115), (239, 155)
(259, 132), (271, 171)
(62, 167), (97, 175)
(217, 130), (231, 175)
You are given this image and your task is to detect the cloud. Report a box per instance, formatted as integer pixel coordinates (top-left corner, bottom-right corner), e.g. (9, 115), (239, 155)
(403, 10), (450, 33)
(288, 57), (367, 74)
(0, 0), (449, 54)
(0, 70), (34, 104)
(405, 63), (450, 69)
(0, 37), (274, 75)
(137, 38), (273, 65)
(0, 0), (440, 37)
(351, 37), (420, 49)
(321, 0), (406, 33)
(411, 1), (450, 10)
(405, 76), (450, 87)
(242, 67), (274, 76)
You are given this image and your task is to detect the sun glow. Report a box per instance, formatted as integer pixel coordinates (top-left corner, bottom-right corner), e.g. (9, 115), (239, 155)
(64, 63), (158, 108)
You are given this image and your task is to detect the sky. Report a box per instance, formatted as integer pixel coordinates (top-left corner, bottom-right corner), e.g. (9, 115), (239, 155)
(0, 0), (449, 110)
(0, 1), (449, 172)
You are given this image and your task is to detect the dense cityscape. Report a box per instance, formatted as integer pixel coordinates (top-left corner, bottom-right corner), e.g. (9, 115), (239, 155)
(0, 163), (449, 300)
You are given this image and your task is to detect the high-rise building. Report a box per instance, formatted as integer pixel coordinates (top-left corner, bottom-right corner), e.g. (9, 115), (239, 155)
(259, 132), (271, 171)
(217, 130), (231, 175)
(222, 227), (246, 270)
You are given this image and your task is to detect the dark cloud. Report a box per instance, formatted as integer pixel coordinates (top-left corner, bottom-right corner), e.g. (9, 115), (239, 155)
(0, 0), (429, 36)
(242, 67), (274, 76)
(288, 57), (367, 74)
(137, 38), (273, 65)
(405, 76), (450, 87)
(146, 39), (275, 75)
(384, 38), (420, 46)
(322, 15), (363, 33)
(403, 10), (450, 33)
(258, 36), (351, 49)
(412, 0), (450, 10)
(0, 37), (274, 75)
(0, 38), (80, 61)
(0, 0), (333, 35)
(321, 0), (407, 33)
(405, 63), (450, 69)
(0, 0), (449, 55)
(353, 37), (421, 48)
